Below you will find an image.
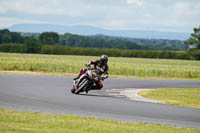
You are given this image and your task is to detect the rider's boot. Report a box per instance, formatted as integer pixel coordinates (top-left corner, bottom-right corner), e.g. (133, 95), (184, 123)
(85, 84), (95, 94)
(85, 89), (89, 94)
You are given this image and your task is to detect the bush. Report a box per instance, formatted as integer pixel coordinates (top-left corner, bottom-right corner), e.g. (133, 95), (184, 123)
(0, 43), (27, 53)
(0, 43), (192, 60)
(188, 49), (200, 60)
(24, 37), (41, 53)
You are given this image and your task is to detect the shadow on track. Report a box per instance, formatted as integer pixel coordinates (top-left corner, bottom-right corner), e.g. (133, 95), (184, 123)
(78, 93), (116, 98)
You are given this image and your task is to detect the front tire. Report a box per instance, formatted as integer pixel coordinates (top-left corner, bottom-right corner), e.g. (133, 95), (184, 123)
(75, 78), (88, 94)
(71, 88), (75, 93)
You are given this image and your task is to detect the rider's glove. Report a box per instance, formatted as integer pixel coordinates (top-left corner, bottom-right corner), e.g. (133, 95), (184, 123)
(95, 77), (104, 81)
(104, 72), (108, 80)
(85, 64), (92, 70)
(94, 77), (99, 81)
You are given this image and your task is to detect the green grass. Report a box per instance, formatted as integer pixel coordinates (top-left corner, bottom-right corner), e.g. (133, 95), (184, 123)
(139, 88), (200, 108)
(0, 110), (199, 133)
(0, 52), (200, 80)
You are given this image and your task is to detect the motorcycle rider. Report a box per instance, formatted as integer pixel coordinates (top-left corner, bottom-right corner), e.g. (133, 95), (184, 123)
(73, 55), (109, 90)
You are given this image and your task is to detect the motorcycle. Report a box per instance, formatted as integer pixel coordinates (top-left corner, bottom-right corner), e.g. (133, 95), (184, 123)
(71, 65), (104, 94)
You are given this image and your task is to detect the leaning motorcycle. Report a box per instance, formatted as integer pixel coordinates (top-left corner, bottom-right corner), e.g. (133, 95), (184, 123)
(71, 66), (104, 94)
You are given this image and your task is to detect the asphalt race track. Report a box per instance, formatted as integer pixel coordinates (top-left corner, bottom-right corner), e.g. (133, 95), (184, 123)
(0, 74), (200, 129)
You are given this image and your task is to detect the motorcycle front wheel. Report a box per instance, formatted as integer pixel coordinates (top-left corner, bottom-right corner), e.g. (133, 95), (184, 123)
(71, 88), (75, 93)
(75, 78), (88, 94)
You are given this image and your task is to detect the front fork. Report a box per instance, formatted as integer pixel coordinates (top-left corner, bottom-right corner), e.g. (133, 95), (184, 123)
(73, 80), (77, 90)
(73, 74), (85, 90)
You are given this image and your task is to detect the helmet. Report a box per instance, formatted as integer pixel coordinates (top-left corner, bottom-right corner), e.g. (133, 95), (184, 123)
(100, 55), (108, 64)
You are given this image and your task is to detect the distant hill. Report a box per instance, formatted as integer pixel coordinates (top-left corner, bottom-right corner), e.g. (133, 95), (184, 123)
(9, 23), (190, 40)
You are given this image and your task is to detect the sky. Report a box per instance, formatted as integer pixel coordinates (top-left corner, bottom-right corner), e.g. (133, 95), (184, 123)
(0, 0), (199, 33)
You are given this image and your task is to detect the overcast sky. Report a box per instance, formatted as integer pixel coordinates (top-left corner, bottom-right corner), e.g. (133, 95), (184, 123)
(0, 0), (199, 33)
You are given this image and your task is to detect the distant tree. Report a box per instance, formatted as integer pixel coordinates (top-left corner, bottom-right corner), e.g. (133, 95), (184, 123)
(11, 32), (24, 43)
(25, 37), (41, 53)
(0, 29), (25, 44)
(185, 26), (200, 60)
(185, 26), (200, 49)
(39, 32), (59, 45)
(0, 29), (12, 43)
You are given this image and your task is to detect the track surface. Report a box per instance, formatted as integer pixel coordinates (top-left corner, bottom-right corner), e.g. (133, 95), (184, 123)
(0, 74), (200, 128)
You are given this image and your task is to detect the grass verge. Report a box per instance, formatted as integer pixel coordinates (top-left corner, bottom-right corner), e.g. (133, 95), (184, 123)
(139, 88), (200, 108)
(0, 52), (200, 80)
(0, 110), (199, 133)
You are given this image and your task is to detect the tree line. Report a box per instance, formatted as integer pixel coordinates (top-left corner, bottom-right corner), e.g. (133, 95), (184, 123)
(91, 34), (186, 51)
(60, 33), (186, 51)
(0, 29), (186, 51)
(0, 27), (199, 60)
